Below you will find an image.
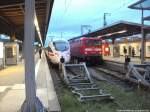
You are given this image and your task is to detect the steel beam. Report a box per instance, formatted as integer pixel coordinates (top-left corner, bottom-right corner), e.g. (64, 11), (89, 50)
(141, 9), (145, 64)
(0, 1), (47, 9)
(21, 0), (44, 112)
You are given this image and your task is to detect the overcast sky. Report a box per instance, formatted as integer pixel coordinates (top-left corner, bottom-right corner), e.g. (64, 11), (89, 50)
(45, 0), (149, 46)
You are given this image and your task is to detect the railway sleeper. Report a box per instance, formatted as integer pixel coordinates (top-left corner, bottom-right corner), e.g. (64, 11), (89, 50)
(68, 78), (90, 83)
(69, 82), (94, 85)
(79, 94), (114, 102)
(73, 87), (101, 91)
(69, 84), (97, 89)
(72, 90), (114, 102)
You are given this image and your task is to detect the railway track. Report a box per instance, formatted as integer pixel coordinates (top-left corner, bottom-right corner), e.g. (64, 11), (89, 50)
(93, 60), (150, 89)
(88, 66), (136, 91)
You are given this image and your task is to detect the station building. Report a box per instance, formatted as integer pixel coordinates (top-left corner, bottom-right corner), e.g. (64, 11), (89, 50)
(107, 34), (150, 58)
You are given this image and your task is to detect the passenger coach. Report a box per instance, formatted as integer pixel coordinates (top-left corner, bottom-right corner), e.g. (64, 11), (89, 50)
(46, 39), (70, 64)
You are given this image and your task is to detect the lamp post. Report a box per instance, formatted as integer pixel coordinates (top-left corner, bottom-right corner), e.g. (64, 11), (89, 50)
(103, 13), (111, 26)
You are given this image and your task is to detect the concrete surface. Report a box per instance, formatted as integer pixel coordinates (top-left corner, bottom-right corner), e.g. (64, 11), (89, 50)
(103, 56), (150, 64)
(0, 52), (61, 112)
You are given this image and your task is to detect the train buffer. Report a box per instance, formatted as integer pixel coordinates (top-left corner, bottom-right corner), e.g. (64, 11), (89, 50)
(61, 63), (114, 102)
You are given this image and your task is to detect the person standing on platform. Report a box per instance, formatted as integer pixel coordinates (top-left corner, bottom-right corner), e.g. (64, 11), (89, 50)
(39, 47), (42, 59)
(123, 47), (127, 56)
(124, 55), (130, 72)
(139, 48), (141, 59)
(132, 47), (135, 57)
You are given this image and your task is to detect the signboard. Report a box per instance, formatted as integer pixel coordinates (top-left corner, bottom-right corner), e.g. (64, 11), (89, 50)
(5, 43), (19, 65)
(0, 42), (3, 58)
(0, 42), (4, 69)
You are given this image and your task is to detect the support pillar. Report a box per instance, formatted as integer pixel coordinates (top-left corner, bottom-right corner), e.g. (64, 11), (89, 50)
(111, 38), (115, 57)
(141, 9), (145, 64)
(21, 0), (44, 112)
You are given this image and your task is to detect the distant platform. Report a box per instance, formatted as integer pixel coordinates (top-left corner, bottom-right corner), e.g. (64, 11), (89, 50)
(103, 56), (150, 64)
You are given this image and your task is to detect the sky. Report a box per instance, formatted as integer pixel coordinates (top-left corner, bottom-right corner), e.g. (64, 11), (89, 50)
(45, 0), (150, 46)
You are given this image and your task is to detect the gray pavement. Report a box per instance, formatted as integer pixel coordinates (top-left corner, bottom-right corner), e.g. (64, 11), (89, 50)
(0, 51), (61, 112)
(103, 56), (150, 64)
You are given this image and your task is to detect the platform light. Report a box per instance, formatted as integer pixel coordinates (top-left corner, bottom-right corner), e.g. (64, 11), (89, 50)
(116, 38), (121, 41)
(117, 30), (127, 34)
(97, 30), (127, 38)
(34, 15), (43, 46)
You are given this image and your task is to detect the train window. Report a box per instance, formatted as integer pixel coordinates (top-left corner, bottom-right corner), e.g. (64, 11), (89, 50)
(148, 46), (150, 52)
(53, 42), (69, 51)
(85, 40), (102, 46)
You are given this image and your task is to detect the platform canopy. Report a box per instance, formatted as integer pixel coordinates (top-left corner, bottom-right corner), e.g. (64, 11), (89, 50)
(144, 16), (150, 21)
(128, 0), (150, 21)
(128, 0), (150, 10)
(0, 0), (54, 43)
(80, 21), (150, 40)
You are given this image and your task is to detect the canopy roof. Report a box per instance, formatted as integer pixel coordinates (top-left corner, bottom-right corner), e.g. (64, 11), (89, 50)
(144, 16), (150, 21)
(74, 21), (150, 40)
(0, 0), (54, 43)
(128, 0), (150, 10)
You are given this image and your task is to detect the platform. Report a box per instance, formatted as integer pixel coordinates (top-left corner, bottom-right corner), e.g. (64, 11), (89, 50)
(0, 52), (60, 112)
(103, 56), (150, 64)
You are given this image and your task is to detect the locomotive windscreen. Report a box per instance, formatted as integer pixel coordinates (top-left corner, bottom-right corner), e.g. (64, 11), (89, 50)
(85, 40), (102, 46)
(53, 42), (69, 51)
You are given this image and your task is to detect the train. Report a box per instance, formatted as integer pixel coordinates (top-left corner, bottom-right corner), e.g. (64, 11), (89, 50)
(69, 37), (109, 64)
(46, 39), (70, 64)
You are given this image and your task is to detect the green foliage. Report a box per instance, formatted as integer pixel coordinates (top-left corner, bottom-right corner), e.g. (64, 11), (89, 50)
(57, 82), (150, 112)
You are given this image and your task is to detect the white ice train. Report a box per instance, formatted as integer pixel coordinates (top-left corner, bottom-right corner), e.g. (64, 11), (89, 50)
(46, 39), (70, 64)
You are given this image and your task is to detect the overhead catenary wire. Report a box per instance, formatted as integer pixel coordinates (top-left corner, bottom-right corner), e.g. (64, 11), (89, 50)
(58, 0), (71, 27)
(54, 0), (72, 38)
(88, 0), (137, 24)
(51, 0), (139, 39)
(86, 0), (138, 31)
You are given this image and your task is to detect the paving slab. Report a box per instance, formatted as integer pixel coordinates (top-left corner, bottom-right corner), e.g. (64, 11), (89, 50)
(0, 89), (25, 112)
(0, 52), (61, 112)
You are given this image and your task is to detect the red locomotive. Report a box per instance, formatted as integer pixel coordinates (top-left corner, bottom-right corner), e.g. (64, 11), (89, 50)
(69, 37), (106, 64)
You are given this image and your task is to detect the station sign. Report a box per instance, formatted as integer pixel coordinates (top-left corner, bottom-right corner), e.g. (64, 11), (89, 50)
(5, 43), (19, 65)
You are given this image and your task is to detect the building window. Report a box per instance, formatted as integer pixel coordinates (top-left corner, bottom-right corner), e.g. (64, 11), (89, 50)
(148, 46), (150, 52)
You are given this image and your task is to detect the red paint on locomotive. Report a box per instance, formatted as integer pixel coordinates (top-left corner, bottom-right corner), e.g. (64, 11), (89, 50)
(69, 37), (103, 64)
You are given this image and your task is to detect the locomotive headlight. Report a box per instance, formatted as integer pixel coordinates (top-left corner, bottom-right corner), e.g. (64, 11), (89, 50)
(105, 47), (109, 52)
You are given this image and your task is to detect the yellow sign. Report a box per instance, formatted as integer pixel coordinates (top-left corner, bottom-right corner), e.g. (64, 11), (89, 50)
(124, 38), (128, 43)
(12, 34), (16, 40)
